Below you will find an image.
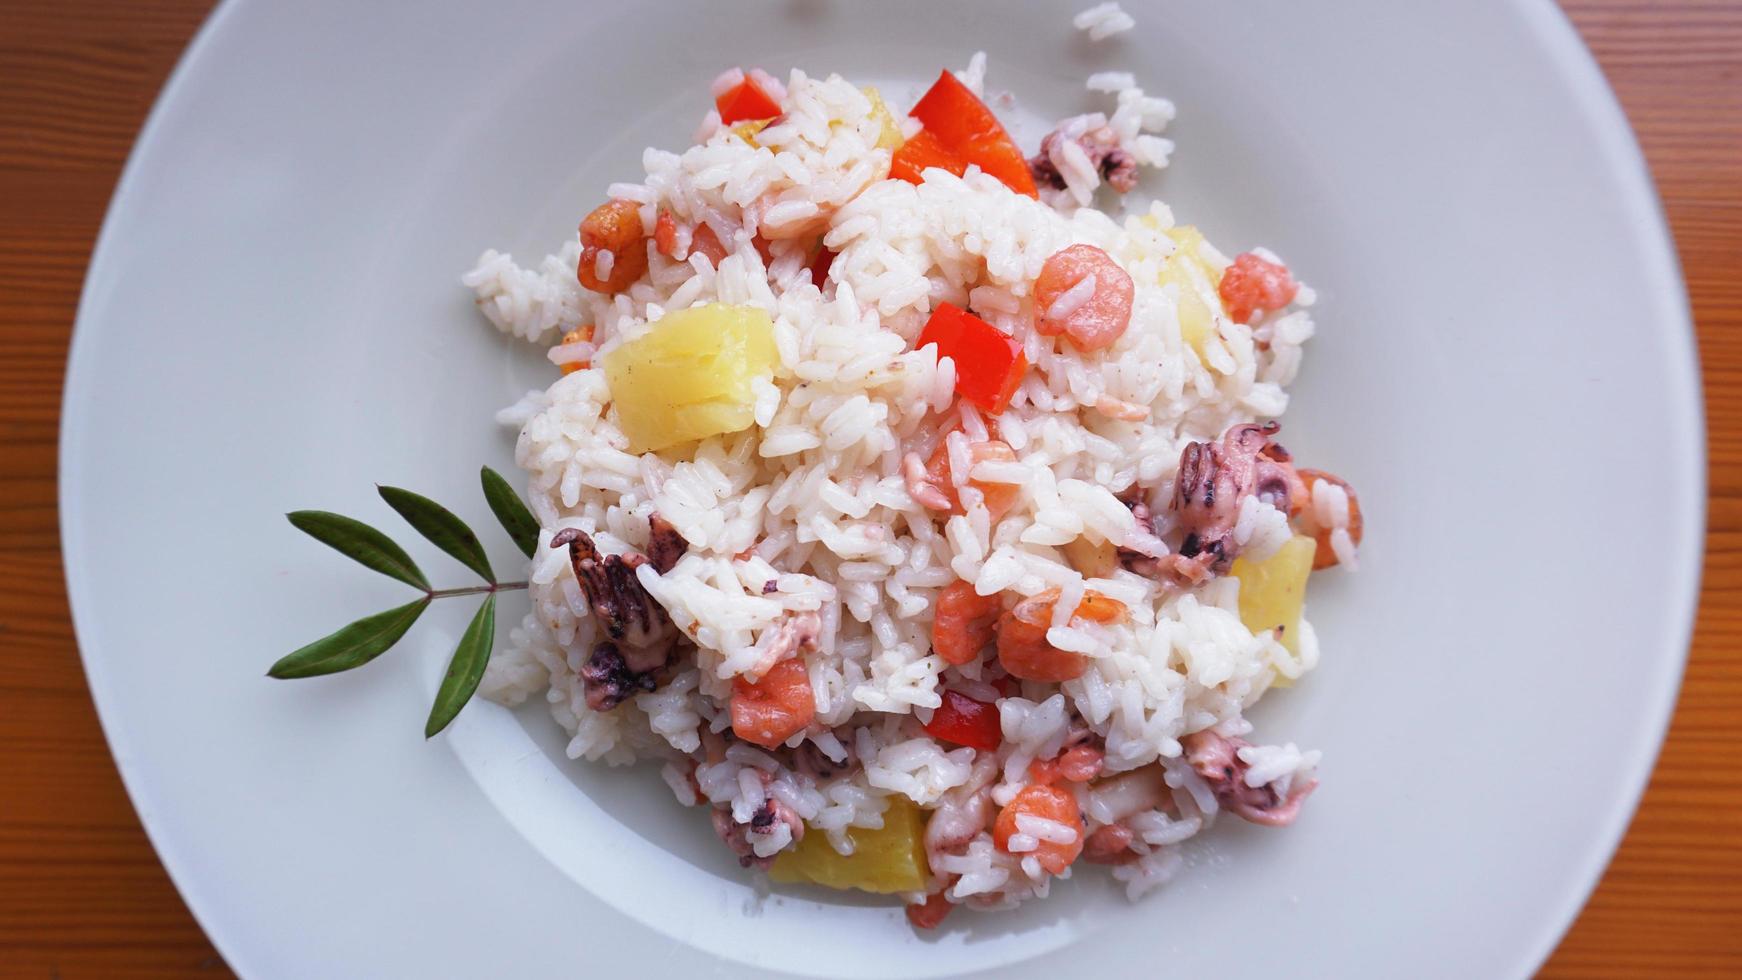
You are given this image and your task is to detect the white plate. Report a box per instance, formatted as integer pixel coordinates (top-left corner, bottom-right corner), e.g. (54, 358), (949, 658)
(62, 0), (1701, 976)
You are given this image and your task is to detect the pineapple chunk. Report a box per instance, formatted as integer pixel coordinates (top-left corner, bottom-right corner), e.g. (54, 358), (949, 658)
(601, 303), (778, 453)
(863, 86), (904, 151)
(730, 119), (771, 147)
(767, 797), (930, 894)
(1157, 224), (1225, 357)
(1162, 225), (1221, 286)
(1231, 535), (1316, 656)
(1061, 536), (1119, 578)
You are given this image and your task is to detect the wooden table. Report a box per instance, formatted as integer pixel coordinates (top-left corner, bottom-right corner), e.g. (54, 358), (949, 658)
(2, 1), (1737, 975)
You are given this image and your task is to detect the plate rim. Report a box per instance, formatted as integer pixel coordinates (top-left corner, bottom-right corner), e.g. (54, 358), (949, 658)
(57, 0), (1705, 975)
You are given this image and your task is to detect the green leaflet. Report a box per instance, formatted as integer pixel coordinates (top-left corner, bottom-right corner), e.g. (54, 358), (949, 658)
(378, 485), (494, 583)
(267, 598), (431, 679)
(286, 510), (430, 590)
(480, 466), (540, 559)
(424, 594), (497, 738)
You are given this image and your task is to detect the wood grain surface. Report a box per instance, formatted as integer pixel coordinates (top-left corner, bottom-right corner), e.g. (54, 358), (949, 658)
(1, 1), (1736, 976)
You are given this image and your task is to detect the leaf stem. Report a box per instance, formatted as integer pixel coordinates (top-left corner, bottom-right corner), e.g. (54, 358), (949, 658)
(426, 581), (528, 599)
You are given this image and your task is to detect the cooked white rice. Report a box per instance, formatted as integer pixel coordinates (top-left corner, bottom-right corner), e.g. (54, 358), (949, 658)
(1074, 3), (1137, 42)
(470, 49), (1353, 923)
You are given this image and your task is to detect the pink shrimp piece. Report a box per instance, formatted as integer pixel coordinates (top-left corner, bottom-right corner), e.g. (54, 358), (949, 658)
(1218, 252), (1299, 324)
(1033, 244), (1134, 351)
(1094, 394), (1149, 422)
(903, 451), (953, 511)
(921, 438), (1021, 521)
(1082, 823), (1140, 865)
(932, 580), (1002, 666)
(1055, 742), (1105, 782)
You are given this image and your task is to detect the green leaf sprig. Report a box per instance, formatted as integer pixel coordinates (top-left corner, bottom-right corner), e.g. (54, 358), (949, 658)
(269, 466), (541, 737)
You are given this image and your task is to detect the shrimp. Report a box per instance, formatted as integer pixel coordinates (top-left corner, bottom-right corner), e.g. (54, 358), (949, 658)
(556, 324), (595, 375)
(917, 438), (1021, 521)
(932, 580), (1002, 666)
(996, 606), (1083, 683)
(1294, 469), (1363, 569)
(730, 657), (816, 749)
(993, 784), (1085, 874)
(902, 451), (953, 511)
(689, 224), (729, 266)
(577, 199), (649, 294)
(1054, 742), (1106, 782)
(652, 209), (730, 267)
(1082, 823), (1139, 865)
(1030, 727), (1106, 786)
(1033, 244), (1134, 351)
(1218, 251), (1299, 324)
(1093, 394), (1149, 422)
(995, 588), (1126, 683)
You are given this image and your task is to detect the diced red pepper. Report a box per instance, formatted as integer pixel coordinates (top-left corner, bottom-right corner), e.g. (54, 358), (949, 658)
(905, 892), (954, 929)
(907, 71), (1037, 198)
(922, 690), (1002, 751)
(890, 129), (965, 185)
(715, 75), (783, 126)
(808, 245), (836, 288)
(915, 302), (1027, 414)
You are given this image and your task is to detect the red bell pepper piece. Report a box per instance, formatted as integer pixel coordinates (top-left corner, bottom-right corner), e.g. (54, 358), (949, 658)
(808, 245), (836, 287)
(716, 75), (783, 125)
(890, 129), (965, 185)
(922, 689), (1003, 751)
(906, 70), (1037, 198)
(915, 302), (1028, 414)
